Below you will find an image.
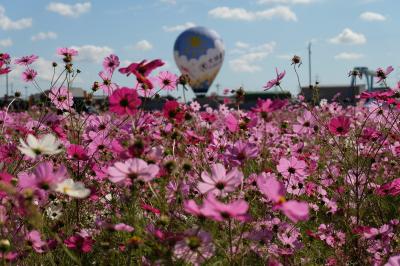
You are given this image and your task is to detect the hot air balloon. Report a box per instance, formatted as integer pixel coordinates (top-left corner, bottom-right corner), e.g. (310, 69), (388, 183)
(173, 26), (224, 97)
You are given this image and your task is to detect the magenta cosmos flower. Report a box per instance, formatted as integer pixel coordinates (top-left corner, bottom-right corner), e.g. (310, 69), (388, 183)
(108, 158), (159, 186)
(328, 115), (350, 136)
(264, 68), (286, 91)
(64, 230), (93, 253)
(156, 71), (178, 91)
(48, 86), (74, 110)
(109, 87), (142, 116)
(0, 62), (11, 75)
(376, 178), (400, 196)
(14, 55), (38, 66)
(376, 66), (394, 83)
(22, 68), (37, 82)
(163, 100), (185, 123)
(201, 193), (249, 222)
(277, 156), (307, 180)
(257, 173), (309, 223)
(119, 59), (164, 91)
(197, 163), (243, 196)
(119, 59), (164, 77)
(67, 144), (88, 161)
(174, 229), (214, 266)
(102, 54), (120, 74)
(0, 54), (11, 75)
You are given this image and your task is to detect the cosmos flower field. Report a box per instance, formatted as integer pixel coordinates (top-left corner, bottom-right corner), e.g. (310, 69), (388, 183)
(0, 50), (399, 265)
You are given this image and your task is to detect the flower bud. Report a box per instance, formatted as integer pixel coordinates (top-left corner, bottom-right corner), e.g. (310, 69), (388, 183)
(0, 239), (10, 252)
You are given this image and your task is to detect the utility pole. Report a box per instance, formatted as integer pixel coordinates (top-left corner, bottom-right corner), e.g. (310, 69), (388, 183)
(5, 72), (8, 97)
(308, 42), (312, 87)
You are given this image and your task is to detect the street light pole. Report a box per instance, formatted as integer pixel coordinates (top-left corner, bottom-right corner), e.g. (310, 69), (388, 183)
(308, 42), (312, 87)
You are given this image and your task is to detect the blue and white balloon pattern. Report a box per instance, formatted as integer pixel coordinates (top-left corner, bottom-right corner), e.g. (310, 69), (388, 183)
(173, 26), (225, 96)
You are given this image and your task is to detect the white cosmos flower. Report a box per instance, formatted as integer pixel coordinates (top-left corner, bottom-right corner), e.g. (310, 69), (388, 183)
(18, 134), (62, 159)
(55, 179), (90, 199)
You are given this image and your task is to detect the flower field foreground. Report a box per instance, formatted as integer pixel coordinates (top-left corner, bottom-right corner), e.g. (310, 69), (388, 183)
(0, 51), (399, 265)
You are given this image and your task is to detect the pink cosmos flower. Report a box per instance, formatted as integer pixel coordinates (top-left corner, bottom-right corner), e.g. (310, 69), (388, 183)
(184, 199), (206, 218)
(385, 255), (400, 266)
(225, 113), (239, 132)
(99, 70), (118, 96)
(277, 224), (301, 249)
(64, 230), (93, 253)
(18, 162), (67, 191)
(156, 71), (178, 91)
(136, 76), (157, 97)
(376, 178), (400, 196)
(293, 110), (316, 135)
(22, 68), (37, 82)
(0, 53), (10, 75)
(0, 53), (10, 63)
(201, 193), (249, 222)
(109, 87), (141, 116)
(257, 173), (309, 223)
(328, 116), (350, 136)
(252, 98), (288, 115)
(56, 47), (78, 57)
(0, 62), (11, 75)
(277, 156), (307, 180)
(26, 230), (46, 253)
(264, 68), (286, 91)
(197, 163), (243, 196)
(225, 140), (259, 166)
(103, 54), (120, 74)
(48, 86), (74, 110)
(0, 252), (18, 262)
(67, 144), (88, 161)
(114, 223), (134, 232)
(108, 158), (159, 185)
(14, 55), (38, 66)
(376, 66), (394, 83)
(0, 172), (12, 199)
(174, 229), (214, 266)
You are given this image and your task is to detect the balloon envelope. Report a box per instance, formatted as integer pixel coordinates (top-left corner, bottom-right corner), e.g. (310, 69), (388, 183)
(173, 26), (224, 96)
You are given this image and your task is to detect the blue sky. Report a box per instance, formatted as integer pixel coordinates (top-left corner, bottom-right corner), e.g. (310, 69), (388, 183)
(0, 0), (399, 99)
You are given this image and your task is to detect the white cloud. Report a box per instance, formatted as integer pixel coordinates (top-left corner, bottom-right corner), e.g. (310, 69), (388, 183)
(69, 45), (114, 63)
(0, 38), (12, 47)
(258, 0), (314, 4)
(162, 22), (195, 32)
(235, 41), (250, 49)
(47, 2), (91, 18)
(208, 6), (297, 22)
(229, 42), (276, 73)
(334, 52), (365, 60)
(329, 28), (366, 45)
(276, 54), (293, 60)
(134, 40), (153, 51)
(31, 32), (58, 42)
(0, 5), (32, 30)
(360, 11), (386, 21)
